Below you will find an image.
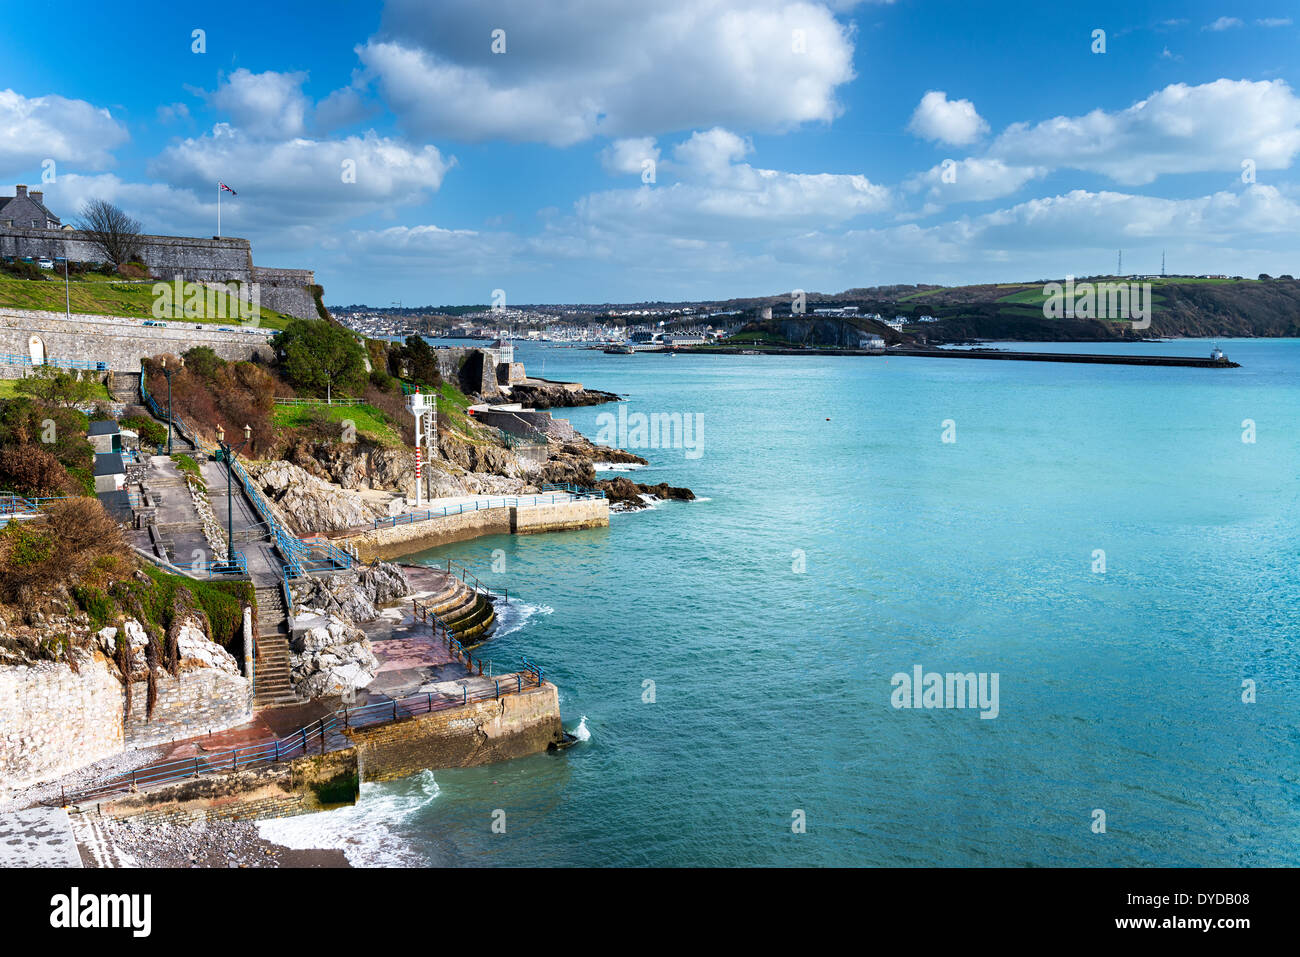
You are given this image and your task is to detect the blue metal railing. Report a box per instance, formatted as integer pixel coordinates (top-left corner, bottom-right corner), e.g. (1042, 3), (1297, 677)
(370, 488), (604, 531)
(140, 370), (352, 583)
(0, 352), (107, 371)
(50, 664), (548, 807)
(0, 493), (71, 515)
(540, 482), (606, 499)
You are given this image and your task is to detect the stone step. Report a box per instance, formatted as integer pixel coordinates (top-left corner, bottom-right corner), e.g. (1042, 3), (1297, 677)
(253, 635), (294, 711)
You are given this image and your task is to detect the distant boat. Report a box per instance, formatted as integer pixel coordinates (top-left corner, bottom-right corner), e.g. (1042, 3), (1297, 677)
(1210, 345), (1226, 361)
(603, 343), (635, 354)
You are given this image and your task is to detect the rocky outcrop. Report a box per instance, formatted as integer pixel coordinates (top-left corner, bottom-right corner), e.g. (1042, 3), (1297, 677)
(95, 616), (240, 676)
(596, 476), (696, 511)
(507, 382), (621, 409)
(286, 439), (421, 496)
(289, 561), (412, 624)
(288, 614), (378, 701)
(245, 459), (380, 535)
(285, 562), (409, 700)
(357, 562), (412, 606)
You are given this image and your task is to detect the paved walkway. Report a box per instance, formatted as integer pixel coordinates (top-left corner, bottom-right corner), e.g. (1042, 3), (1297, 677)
(0, 808), (81, 867)
(201, 458), (284, 585)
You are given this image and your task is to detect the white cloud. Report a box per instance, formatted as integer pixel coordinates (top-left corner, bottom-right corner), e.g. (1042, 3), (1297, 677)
(670, 128), (752, 177)
(156, 102), (191, 125)
(906, 91), (989, 146)
(601, 137), (660, 176)
(576, 127), (890, 240)
(357, 0), (856, 145)
(0, 89), (128, 175)
(204, 69), (312, 138)
(903, 157), (1047, 207)
(989, 79), (1300, 184)
(1257, 18), (1293, 27)
(148, 125), (455, 228)
(33, 174), (209, 236)
(1204, 17), (1243, 31)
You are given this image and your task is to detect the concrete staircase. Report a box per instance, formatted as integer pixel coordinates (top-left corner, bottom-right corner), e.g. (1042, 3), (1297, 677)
(108, 371), (141, 404)
(425, 574), (497, 646)
(253, 585), (298, 709)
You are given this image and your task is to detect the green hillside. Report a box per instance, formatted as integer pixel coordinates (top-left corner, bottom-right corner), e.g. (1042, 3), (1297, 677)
(0, 273), (295, 329)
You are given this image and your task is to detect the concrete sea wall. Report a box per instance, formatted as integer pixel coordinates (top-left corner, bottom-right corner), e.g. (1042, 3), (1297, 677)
(78, 680), (562, 825)
(344, 681), (563, 781)
(85, 750), (359, 826)
(344, 498), (609, 562)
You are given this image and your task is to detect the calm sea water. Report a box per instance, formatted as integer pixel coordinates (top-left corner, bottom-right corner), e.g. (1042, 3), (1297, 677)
(264, 338), (1300, 866)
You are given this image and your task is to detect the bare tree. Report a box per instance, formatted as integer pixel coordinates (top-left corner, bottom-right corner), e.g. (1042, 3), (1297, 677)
(77, 199), (143, 267)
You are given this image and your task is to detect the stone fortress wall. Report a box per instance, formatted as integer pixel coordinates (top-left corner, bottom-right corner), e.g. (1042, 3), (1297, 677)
(0, 224), (320, 320)
(0, 307), (274, 378)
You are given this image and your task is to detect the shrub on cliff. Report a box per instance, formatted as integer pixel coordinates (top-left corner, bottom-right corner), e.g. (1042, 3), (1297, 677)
(143, 354), (278, 454)
(13, 366), (101, 409)
(273, 319), (368, 402)
(0, 399), (93, 476)
(0, 498), (126, 600)
(0, 444), (75, 497)
(119, 414), (166, 447)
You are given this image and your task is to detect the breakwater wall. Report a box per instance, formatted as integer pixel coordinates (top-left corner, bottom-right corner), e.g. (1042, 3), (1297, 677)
(342, 498), (609, 562)
(344, 681), (562, 781)
(0, 307), (274, 377)
(889, 348), (1240, 368)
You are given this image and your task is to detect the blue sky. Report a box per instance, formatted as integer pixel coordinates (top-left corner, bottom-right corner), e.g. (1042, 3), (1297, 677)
(2, 0), (1298, 304)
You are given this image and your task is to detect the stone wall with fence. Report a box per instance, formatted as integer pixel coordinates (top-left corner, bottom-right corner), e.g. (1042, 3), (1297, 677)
(0, 307), (273, 378)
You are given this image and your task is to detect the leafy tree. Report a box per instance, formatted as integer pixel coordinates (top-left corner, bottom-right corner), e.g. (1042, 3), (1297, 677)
(273, 320), (367, 403)
(14, 366), (100, 408)
(77, 199), (144, 267)
(392, 335), (442, 387)
(181, 346), (225, 380)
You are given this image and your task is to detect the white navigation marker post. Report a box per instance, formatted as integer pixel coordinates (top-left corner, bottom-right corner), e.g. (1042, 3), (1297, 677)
(406, 387), (437, 508)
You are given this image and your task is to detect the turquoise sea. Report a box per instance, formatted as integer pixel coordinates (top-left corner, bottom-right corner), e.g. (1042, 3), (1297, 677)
(263, 338), (1300, 866)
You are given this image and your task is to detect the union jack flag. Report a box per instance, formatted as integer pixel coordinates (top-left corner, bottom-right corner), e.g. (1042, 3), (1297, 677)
(218, 182), (237, 195)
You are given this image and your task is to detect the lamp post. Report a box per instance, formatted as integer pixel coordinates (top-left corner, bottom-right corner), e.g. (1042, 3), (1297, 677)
(56, 256), (69, 319)
(159, 358), (176, 455)
(215, 423), (252, 573)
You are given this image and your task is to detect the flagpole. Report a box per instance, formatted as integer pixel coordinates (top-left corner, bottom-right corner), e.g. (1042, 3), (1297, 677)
(217, 184), (221, 238)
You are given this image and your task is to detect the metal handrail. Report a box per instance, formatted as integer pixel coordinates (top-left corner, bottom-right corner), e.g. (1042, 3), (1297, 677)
(368, 490), (600, 530)
(51, 664), (547, 807)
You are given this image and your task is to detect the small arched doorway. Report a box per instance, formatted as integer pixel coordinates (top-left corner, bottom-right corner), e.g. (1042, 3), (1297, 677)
(28, 334), (45, 366)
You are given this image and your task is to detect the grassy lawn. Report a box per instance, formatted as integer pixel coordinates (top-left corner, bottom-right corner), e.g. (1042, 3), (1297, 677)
(0, 273), (296, 329)
(997, 284), (1170, 308)
(272, 401), (404, 446)
(0, 377), (111, 401)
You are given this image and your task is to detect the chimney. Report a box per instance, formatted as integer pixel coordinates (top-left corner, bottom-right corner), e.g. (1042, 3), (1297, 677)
(14, 184), (27, 199)
(30, 190), (42, 205)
